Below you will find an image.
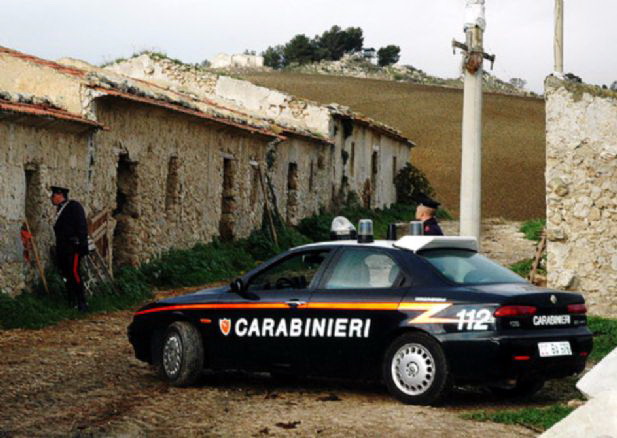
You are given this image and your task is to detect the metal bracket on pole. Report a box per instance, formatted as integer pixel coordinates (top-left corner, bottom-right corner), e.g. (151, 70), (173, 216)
(452, 39), (495, 70)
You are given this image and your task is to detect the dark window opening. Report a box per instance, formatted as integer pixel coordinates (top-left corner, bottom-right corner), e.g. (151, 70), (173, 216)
(309, 161), (315, 191)
(250, 165), (260, 205)
(287, 162), (299, 223)
(165, 156), (180, 211)
(219, 157), (236, 240)
(392, 156), (397, 184)
(342, 118), (354, 139)
(350, 142), (355, 177)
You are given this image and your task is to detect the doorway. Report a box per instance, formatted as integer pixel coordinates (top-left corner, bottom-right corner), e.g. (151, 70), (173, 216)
(113, 154), (139, 267)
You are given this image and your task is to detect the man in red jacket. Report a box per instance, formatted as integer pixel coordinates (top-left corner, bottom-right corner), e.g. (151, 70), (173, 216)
(51, 186), (89, 311)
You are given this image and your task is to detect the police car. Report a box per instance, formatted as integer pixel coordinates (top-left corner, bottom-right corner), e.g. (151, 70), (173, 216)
(128, 219), (592, 405)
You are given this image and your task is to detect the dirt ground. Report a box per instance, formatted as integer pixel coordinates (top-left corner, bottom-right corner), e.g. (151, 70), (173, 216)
(0, 221), (559, 438)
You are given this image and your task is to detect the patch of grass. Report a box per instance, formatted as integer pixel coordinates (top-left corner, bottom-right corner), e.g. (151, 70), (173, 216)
(462, 404), (574, 432)
(520, 218), (546, 241)
(0, 266), (152, 330)
(588, 316), (617, 363)
(509, 259), (533, 277)
(0, 220), (312, 329)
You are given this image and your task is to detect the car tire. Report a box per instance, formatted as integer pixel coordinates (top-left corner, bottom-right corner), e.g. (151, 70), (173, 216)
(157, 321), (204, 387)
(383, 332), (450, 405)
(489, 378), (545, 398)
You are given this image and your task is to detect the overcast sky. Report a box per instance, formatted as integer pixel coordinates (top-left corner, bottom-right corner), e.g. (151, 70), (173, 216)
(1, 0), (615, 92)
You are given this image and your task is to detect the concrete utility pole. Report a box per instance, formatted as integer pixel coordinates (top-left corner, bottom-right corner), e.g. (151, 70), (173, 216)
(452, 0), (494, 244)
(554, 0), (564, 76)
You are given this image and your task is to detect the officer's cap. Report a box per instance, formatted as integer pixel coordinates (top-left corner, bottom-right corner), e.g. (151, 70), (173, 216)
(414, 192), (440, 209)
(50, 186), (69, 196)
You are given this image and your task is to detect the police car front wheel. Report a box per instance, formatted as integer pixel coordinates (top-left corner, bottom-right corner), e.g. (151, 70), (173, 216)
(383, 332), (450, 405)
(158, 321), (204, 387)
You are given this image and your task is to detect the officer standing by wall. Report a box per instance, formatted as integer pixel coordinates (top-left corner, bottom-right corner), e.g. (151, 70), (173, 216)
(50, 186), (89, 311)
(414, 193), (444, 236)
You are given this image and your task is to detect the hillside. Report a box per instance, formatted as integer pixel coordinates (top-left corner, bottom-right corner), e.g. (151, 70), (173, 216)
(241, 72), (546, 220)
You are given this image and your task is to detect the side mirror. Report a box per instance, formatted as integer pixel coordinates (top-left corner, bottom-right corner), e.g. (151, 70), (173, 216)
(230, 278), (244, 294)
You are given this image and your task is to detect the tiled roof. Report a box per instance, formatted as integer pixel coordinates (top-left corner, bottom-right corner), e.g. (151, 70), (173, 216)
(0, 46), (86, 77)
(0, 98), (104, 131)
(90, 86), (285, 140)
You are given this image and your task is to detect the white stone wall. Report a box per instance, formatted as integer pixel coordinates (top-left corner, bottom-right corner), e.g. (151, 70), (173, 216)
(211, 53), (264, 69)
(105, 54), (219, 97)
(214, 76), (332, 137)
(545, 77), (617, 316)
(333, 118), (408, 209)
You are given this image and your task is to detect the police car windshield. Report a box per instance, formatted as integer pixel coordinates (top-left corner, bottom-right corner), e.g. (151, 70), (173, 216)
(419, 249), (526, 285)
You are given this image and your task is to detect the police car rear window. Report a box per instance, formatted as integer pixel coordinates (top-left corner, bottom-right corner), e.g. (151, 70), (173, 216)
(419, 249), (525, 285)
(325, 248), (401, 289)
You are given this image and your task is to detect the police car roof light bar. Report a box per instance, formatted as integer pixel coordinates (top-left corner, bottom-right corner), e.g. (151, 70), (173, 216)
(357, 219), (374, 243)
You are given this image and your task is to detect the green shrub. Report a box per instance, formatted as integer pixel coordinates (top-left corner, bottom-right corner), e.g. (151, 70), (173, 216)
(0, 266), (152, 330)
(520, 218), (546, 241)
(394, 162), (435, 204)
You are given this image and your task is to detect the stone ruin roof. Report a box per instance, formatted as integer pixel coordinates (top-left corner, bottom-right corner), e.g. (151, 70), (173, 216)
(0, 46), (332, 145)
(0, 91), (104, 132)
(104, 52), (414, 148)
(326, 103), (415, 147)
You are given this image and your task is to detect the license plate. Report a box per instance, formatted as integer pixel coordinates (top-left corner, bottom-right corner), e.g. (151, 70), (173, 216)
(538, 341), (572, 357)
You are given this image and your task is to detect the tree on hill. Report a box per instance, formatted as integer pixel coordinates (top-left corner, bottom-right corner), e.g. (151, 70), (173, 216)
(509, 78), (527, 90)
(262, 25), (366, 69)
(262, 45), (284, 69)
(377, 45), (400, 67)
(283, 34), (317, 66)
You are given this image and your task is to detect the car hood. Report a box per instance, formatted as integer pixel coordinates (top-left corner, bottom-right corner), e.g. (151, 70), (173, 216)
(158, 286), (229, 305)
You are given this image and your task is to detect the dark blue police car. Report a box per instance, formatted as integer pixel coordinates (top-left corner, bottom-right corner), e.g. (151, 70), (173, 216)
(128, 225), (592, 405)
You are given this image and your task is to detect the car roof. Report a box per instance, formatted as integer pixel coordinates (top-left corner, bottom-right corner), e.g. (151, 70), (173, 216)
(295, 235), (478, 253)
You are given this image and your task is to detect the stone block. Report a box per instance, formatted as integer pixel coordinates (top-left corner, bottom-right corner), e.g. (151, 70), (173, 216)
(577, 347), (617, 399)
(540, 391), (617, 438)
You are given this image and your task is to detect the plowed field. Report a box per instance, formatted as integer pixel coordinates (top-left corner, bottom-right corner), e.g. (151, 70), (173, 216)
(241, 73), (546, 220)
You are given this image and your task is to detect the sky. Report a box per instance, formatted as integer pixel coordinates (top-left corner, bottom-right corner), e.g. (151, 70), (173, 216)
(1, 0), (616, 93)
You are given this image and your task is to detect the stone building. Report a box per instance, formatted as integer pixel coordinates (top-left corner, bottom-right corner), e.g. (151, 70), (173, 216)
(545, 77), (617, 317)
(105, 53), (414, 209)
(210, 53), (265, 69)
(0, 46), (414, 297)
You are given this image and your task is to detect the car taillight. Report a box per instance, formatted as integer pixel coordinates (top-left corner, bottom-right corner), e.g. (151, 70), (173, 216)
(567, 303), (587, 314)
(494, 305), (537, 317)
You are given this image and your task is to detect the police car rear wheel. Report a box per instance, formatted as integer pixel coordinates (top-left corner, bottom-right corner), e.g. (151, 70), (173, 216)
(159, 321), (204, 387)
(383, 332), (449, 405)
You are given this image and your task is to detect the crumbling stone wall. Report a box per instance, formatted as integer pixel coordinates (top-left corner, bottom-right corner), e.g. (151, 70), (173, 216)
(0, 121), (93, 296)
(106, 54), (218, 97)
(332, 118), (409, 209)
(94, 99), (271, 265)
(267, 137), (335, 225)
(545, 77), (617, 316)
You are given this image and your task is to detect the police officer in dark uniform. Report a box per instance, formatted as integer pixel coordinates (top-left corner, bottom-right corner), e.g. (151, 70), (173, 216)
(50, 186), (89, 311)
(414, 192), (444, 236)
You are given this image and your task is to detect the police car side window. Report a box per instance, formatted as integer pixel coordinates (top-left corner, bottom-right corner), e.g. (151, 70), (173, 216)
(324, 249), (401, 289)
(247, 250), (330, 291)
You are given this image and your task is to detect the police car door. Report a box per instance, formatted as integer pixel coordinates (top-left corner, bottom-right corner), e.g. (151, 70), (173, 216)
(306, 247), (407, 377)
(233, 248), (332, 373)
